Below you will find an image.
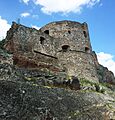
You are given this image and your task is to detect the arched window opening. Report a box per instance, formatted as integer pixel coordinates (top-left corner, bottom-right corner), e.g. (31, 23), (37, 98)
(40, 37), (45, 45)
(62, 45), (70, 52)
(68, 30), (71, 34)
(44, 30), (49, 34)
(85, 47), (90, 53)
(83, 31), (87, 38)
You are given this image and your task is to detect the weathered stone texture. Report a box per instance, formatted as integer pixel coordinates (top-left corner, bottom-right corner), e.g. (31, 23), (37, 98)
(0, 77), (114, 120)
(40, 20), (98, 82)
(92, 51), (115, 84)
(3, 20), (115, 83)
(4, 22), (61, 73)
(57, 51), (98, 82)
(5, 22), (56, 56)
(40, 21), (92, 53)
(0, 19), (115, 119)
(0, 62), (115, 119)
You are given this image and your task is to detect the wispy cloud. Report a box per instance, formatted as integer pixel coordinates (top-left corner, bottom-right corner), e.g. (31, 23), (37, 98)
(32, 14), (39, 20)
(32, 0), (100, 14)
(21, 0), (30, 5)
(0, 16), (11, 40)
(97, 52), (115, 75)
(20, 12), (30, 17)
(31, 25), (40, 30)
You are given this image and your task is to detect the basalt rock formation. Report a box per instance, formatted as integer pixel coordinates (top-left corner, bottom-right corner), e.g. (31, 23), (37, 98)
(0, 20), (115, 120)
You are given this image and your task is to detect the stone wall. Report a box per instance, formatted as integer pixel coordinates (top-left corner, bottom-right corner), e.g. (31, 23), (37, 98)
(40, 20), (98, 82)
(5, 22), (57, 56)
(56, 51), (98, 82)
(4, 21), (99, 82)
(4, 22), (61, 72)
(40, 20), (92, 53)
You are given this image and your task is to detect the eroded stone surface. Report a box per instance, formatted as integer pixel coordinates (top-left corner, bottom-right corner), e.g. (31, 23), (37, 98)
(1, 20), (115, 84)
(4, 21), (99, 82)
(0, 78), (114, 120)
(0, 19), (115, 119)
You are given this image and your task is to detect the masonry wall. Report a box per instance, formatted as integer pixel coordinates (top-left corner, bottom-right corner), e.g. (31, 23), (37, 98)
(5, 21), (99, 82)
(40, 20), (98, 82)
(40, 20), (92, 53)
(56, 51), (98, 82)
(5, 22), (57, 56)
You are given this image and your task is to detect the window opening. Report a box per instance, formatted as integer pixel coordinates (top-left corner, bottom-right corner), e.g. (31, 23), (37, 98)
(44, 30), (49, 34)
(62, 45), (70, 52)
(40, 37), (45, 45)
(85, 47), (90, 53)
(68, 30), (71, 34)
(83, 31), (87, 38)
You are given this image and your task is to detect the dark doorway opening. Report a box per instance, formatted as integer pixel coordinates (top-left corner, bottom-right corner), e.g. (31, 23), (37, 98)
(40, 37), (45, 45)
(44, 30), (49, 35)
(62, 45), (70, 52)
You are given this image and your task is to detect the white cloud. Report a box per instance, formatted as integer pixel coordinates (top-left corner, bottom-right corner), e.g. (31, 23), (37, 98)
(21, 0), (30, 4)
(20, 12), (30, 17)
(32, 0), (100, 14)
(31, 25), (40, 30)
(0, 16), (11, 40)
(97, 52), (115, 75)
(32, 15), (39, 19)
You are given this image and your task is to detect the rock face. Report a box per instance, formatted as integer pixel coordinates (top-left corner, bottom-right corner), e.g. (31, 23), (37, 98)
(92, 51), (115, 84)
(0, 63), (115, 120)
(0, 20), (115, 120)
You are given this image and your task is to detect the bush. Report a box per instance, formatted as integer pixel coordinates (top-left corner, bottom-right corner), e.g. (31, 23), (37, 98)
(0, 39), (6, 49)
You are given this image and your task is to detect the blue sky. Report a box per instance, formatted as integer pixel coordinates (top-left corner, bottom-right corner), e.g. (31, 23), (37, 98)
(0, 0), (115, 75)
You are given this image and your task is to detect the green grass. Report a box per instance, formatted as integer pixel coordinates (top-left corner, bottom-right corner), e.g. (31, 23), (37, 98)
(79, 78), (114, 94)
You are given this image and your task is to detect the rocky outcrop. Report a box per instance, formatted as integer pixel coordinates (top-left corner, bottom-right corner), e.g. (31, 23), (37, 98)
(0, 63), (115, 120)
(97, 64), (115, 84)
(92, 51), (115, 84)
(0, 80), (115, 120)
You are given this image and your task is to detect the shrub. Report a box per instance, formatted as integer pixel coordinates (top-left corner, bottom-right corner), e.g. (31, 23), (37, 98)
(0, 39), (6, 49)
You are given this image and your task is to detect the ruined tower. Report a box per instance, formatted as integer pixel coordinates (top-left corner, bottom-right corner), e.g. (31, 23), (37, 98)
(40, 21), (98, 82)
(5, 20), (99, 82)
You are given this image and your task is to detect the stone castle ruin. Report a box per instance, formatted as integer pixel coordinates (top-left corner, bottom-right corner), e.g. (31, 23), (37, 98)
(4, 20), (115, 83)
(39, 21), (98, 82)
(1, 20), (115, 120)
